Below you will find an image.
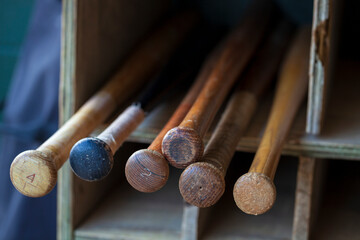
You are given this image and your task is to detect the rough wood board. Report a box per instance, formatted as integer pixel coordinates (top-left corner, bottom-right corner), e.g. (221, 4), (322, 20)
(74, 167), (184, 240)
(74, 0), (169, 108)
(181, 203), (212, 240)
(292, 157), (326, 240)
(307, 0), (341, 135)
(306, 0), (330, 135)
(181, 203), (199, 240)
(58, 0), (77, 239)
(292, 157), (315, 240)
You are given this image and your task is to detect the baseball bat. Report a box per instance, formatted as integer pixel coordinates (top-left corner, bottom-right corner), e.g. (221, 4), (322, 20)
(179, 21), (293, 208)
(233, 27), (311, 215)
(10, 11), (199, 197)
(68, 26), (222, 181)
(162, 0), (274, 169)
(125, 34), (225, 193)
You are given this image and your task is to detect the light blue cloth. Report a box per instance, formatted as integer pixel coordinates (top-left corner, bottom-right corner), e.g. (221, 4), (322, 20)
(0, 0), (61, 239)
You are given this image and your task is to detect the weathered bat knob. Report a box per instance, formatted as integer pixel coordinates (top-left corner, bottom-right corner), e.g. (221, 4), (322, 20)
(233, 172), (276, 215)
(69, 137), (113, 181)
(10, 150), (57, 197)
(179, 162), (225, 207)
(125, 149), (169, 192)
(162, 127), (204, 169)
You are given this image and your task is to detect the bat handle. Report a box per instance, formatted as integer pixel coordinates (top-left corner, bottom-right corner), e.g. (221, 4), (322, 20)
(97, 104), (145, 153)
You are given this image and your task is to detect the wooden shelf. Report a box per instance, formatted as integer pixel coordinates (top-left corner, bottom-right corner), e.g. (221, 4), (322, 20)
(59, 0), (358, 239)
(75, 167), (184, 240)
(74, 154), (299, 240)
(72, 155), (360, 240)
(127, 61), (360, 160)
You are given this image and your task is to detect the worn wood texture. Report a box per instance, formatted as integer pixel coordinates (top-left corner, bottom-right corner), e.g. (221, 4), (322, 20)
(292, 157), (326, 240)
(162, 0), (274, 169)
(233, 28), (311, 215)
(307, 0), (341, 135)
(74, 167), (184, 240)
(181, 203), (211, 240)
(58, 0), (170, 239)
(292, 157), (315, 240)
(125, 42), (221, 193)
(179, 21), (293, 208)
(181, 203), (199, 240)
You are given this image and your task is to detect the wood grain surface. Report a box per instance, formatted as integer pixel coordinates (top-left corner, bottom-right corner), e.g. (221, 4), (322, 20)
(233, 27), (311, 215)
(162, 0), (275, 169)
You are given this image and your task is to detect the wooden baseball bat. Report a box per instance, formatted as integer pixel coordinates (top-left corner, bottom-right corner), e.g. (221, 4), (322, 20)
(125, 35), (224, 193)
(233, 27), (311, 215)
(9, 11), (199, 197)
(179, 21), (294, 208)
(161, 0), (274, 169)
(68, 27), (222, 181)
(68, 78), (165, 181)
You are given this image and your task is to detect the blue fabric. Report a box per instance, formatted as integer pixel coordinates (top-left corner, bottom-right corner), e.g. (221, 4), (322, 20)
(0, 0), (61, 239)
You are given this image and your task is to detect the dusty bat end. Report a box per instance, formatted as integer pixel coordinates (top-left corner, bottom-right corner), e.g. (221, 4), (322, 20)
(162, 127), (204, 169)
(10, 150), (57, 197)
(125, 149), (169, 193)
(69, 137), (113, 181)
(179, 162), (225, 208)
(233, 172), (276, 215)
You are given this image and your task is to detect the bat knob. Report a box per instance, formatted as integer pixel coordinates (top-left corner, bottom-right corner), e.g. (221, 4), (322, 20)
(162, 127), (204, 169)
(69, 137), (113, 181)
(10, 150), (57, 197)
(179, 162), (225, 207)
(125, 149), (169, 193)
(233, 172), (276, 215)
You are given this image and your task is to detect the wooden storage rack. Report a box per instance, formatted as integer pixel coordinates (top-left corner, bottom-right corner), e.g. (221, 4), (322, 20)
(58, 0), (360, 239)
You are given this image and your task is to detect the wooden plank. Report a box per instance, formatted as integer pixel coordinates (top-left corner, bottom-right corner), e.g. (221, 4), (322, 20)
(58, 0), (77, 239)
(292, 157), (314, 240)
(181, 203), (211, 240)
(181, 203), (199, 240)
(307, 0), (331, 135)
(307, 0), (341, 135)
(291, 157), (326, 240)
(73, 0), (170, 108)
(74, 166), (184, 240)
